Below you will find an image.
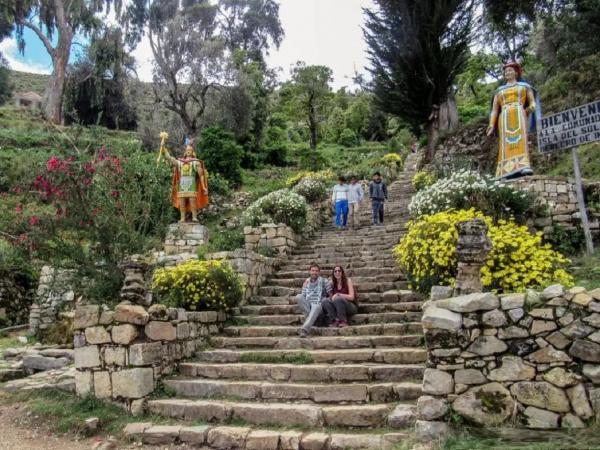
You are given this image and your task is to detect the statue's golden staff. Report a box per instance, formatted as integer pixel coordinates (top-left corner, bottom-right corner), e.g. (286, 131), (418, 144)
(157, 131), (169, 166)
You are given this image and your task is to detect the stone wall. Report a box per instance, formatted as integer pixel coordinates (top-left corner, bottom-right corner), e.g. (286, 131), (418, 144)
(0, 275), (32, 327)
(29, 266), (75, 335)
(73, 303), (225, 413)
(206, 249), (275, 302)
(508, 175), (600, 238)
(418, 285), (600, 430)
(163, 223), (209, 256)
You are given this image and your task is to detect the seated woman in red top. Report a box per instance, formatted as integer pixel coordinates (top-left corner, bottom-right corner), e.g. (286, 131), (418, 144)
(322, 265), (357, 328)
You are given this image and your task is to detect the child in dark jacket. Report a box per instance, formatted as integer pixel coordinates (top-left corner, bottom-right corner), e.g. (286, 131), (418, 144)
(369, 172), (388, 226)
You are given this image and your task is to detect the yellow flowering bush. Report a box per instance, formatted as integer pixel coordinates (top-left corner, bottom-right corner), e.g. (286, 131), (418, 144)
(412, 171), (437, 191)
(285, 170), (335, 187)
(394, 209), (573, 294)
(152, 259), (244, 311)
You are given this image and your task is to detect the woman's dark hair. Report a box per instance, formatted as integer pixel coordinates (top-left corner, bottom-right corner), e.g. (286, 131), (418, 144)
(330, 265), (348, 291)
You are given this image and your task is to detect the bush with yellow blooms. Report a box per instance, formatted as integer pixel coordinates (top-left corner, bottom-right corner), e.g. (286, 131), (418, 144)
(152, 259), (243, 311)
(393, 209), (573, 294)
(412, 171), (437, 192)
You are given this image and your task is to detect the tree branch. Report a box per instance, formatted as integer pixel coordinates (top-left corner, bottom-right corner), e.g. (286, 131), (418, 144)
(20, 19), (56, 58)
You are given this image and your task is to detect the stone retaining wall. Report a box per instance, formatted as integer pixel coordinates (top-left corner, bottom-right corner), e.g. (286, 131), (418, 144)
(29, 266), (75, 335)
(73, 303), (225, 413)
(206, 249), (275, 302)
(418, 285), (600, 430)
(163, 222), (209, 256)
(508, 175), (600, 238)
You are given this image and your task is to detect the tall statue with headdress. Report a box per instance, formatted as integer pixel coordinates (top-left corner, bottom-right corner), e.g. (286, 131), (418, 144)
(486, 61), (538, 179)
(158, 133), (209, 222)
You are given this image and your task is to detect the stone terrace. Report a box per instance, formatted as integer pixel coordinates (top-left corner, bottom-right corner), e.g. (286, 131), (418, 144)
(136, 169), (429, 449)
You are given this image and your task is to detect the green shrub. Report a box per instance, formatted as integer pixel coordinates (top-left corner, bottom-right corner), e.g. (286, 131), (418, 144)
(243, 189), (308, 233)
(199, 126), (243, 188)
(339, 128), (358, 147)
(547, 224), (585, 256)
(210, 228), (245, 252)
(257, 245), (277, 258)
(208, 173), (231, 197)
(152, 259), (243, 311)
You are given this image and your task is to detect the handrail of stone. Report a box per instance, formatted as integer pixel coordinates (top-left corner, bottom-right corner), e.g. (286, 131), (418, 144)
(416, 284), (600, 435)
(73, 303), (226, 414)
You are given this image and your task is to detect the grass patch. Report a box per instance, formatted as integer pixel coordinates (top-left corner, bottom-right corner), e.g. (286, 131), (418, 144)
(570, 250), (600, 289)
(1, 388), (170, 438)
(241, 166), (296, 200)
(239, 351), (314, 364)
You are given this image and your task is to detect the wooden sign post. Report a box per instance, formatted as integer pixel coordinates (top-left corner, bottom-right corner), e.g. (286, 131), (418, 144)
(537, 100), (600, 255)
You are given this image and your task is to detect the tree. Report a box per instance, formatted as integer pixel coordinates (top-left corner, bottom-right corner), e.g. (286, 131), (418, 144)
(0, 55), (12, 105)
(6, 0), (119, 123)
(286, 62), (333, 169)
(364, 0), (474, 165)
(64, 27), (137, 129)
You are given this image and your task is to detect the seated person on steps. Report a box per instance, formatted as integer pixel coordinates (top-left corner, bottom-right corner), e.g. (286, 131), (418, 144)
(322, 265), (357, 328)
(296, 263), (333, 338)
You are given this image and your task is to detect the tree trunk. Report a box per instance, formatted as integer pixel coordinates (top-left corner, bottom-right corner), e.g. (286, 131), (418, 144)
(308, 102), (318, 170)
(43, 30), (73, 124)
(419, 92), (459, 169)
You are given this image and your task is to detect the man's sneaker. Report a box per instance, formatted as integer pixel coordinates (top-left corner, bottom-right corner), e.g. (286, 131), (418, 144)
(299, 328), (308, 338)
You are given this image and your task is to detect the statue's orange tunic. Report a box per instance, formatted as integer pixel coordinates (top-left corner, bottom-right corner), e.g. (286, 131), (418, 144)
(170, 157), (209, 212)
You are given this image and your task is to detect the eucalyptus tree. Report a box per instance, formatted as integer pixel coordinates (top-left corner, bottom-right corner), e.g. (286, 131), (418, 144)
(5, 0), (123, 123)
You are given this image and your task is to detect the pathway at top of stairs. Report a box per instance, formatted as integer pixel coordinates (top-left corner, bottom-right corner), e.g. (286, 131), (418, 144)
(134, 169), (427, 449)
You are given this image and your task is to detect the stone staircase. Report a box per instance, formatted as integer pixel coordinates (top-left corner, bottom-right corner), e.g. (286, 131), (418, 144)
(139, 172), (428, 449)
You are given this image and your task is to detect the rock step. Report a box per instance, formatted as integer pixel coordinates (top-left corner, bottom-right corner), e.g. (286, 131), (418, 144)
(249, 290), (420, 305)
(211, 334), (424, 350)
(237, 311), (422, 326)
(280, 258), (398, 269)
(125, 422), (409, 449)
(179, 362), (425, 382)
(194, 347), (427, 365)
(164, 378), (422, 403)
(272, 267), (399, 278)
(265, 274), (405, 288)
(257, 281), (405, 297)
(148, 398), (400, 428)
(237, 301), (422, 316)
(223, 322), (423, 337)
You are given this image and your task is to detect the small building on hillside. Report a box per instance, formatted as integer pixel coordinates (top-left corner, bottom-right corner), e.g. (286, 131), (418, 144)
(14, 91), (42, 110)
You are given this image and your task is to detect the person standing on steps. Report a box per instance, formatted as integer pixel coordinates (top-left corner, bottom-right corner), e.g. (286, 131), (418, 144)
(332, 176), (350, 230)
(322, 265), (357, 328)
(296, 263), (333, 338)
(369, 171), (388, 226)
(347, 175), (364, 229)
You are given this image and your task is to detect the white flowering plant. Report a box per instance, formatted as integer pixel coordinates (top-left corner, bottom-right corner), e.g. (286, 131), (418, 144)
(408, 170), (541, 222)
(292, 176), (327, 202)
(243, 189), (308, 233)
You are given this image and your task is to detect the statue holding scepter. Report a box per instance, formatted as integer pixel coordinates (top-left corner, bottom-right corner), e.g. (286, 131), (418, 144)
(486, 61), (538, 179)
(158, 133), (209, 222)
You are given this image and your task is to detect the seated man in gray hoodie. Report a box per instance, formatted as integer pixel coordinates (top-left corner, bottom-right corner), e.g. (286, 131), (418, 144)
(296, 263), (333, 337)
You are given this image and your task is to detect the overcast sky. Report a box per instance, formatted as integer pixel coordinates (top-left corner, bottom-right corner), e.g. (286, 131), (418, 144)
(1, 0), (376, 90)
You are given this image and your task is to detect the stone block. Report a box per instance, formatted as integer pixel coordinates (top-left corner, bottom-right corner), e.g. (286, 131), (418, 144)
(75, 370), (93, 396)
(111, 324), (139, 345)
(94, 371), (111, 399)
(246, 430), (280, 450)
(207, 426), (250, 449)
(542, 367), (580, 388)
(123, 422), (152, 438)
(523, 406), (559, 428)
(23, 355), (70, 371)
(74, 305), (100, 329)
(387, 404), (416, 427)
(85, 326), (111, 344)
(417, 396), (448, 421)
(453, 382), (514, 426)
(467, 336), (507, 356)
(562, 413), (585, 428)
(437, 292), (499, 312)
(74, 345), (101, 368)
(583, 364), (600, 383)
(422, 306), (462, 331)
(329, 434), (383, 450)
(531, 320), (557, 335)
(567, 383), (593, 419)
(482, 309), (507, 327)
(430, 286), (454, 301)
(99, 310), (114, 325)
(142, 425), (181, 445)
(415, 420), (448, 440)
(145, 321), (176, 341)
(129, 342), (163, 366)
(500, 293), (525, 310)
(510, 381), (570, 412)
(180, 426), (209, 445)
(422, 368), (454, 395)
(569, 339), (600, 362)
(113, 304), (149, 325)
(300, 433), (330, 450)
(279, 431), (302, 450)
(546, 331), (572, 350)
(112, 368), (154, 399)
(177, 322), (190, 339)
(454, 368), (487, 385)
(528, 346), (571, 364)
(542, 284), (564, 300)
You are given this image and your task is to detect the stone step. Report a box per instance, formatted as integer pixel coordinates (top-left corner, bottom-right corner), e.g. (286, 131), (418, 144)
(125, 422), (410, 449)
(211, 334), (424, 350)
(264, 274), (405, 288)
(237, 311), (422, 326)
(249, 289), (419, 305)
(164, 379), (422, 403)
(237, 302), (422, 317)
(195, 347), (427, 365)
(223, 322), (423, 337)
(147, 398), (398, 428)
(272, 267), (399, 278)
(257, 281), (404, 297)
(280, 258), (398, 268)
(180, 362), (424, 383)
